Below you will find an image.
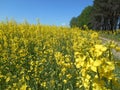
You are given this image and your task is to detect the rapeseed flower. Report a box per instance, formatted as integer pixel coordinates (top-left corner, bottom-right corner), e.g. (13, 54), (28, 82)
(0, 21), (118, 90)
(91, 44), (107, 57)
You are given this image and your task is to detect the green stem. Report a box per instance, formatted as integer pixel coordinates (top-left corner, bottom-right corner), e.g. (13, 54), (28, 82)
(97, 67), (100, 81)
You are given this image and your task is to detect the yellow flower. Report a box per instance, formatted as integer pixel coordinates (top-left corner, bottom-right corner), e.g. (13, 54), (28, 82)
(91, 66), (97, 72)
(63, 79), (67, 84)
(93, 60), (102, 67)
(91, 32), (98, 39)
(115, 46), (120, 52)
(92, 83), (103, 90)
(66, 74), (72, 79)
(0, 74), (3, 78)
(41, 82), (46, 87)
(6, 77), (10, 82)
(61, 68), (66, 74)
(95, 45), (107, 52)
(75, 56), (86, 68)
(20, 83), (27, 90)
(94, 45), (107, 57)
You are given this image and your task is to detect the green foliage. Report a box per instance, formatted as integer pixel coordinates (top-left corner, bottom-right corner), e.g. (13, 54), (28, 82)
(69, 17), (79, 27)
(70, 6), (93, 29)
(77, 6), (93, 28)
(70, 0), (120, 30)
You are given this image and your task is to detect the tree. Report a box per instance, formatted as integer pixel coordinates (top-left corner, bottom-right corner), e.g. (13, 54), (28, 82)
(69, 17), (79, 27)
(70, 6), (93, 28)
(70, 0), (120, 31)
(91, 0), (120, 31)
(77, 6), (93, 28)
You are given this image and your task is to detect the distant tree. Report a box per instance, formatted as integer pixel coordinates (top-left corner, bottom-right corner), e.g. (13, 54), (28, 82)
(70, 17), (79, 27)
(77, 6), (93, 28)
(70, 6), (93, 28)
(70, 0), (120, 31)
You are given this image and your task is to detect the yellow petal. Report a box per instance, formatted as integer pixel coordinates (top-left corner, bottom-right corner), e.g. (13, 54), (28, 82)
(6, 77), (10, 82)
(91, 66), (97, 72)
(93, 60), (102, 67)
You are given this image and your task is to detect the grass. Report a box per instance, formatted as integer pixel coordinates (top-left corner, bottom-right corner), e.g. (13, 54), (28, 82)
(99, 29), (120, 42)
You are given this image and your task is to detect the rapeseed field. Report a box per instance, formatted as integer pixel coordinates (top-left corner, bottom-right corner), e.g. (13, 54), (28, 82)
(0, 21), (120, 90)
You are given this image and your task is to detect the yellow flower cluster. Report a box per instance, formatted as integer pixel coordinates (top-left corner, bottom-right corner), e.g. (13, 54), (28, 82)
(0, 21), (120, 90)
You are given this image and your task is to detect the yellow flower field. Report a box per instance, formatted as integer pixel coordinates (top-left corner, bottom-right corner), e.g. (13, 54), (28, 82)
(0, 21), (120, 90)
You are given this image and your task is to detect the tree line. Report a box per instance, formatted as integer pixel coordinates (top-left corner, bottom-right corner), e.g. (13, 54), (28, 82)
(70, 0), (120, 31)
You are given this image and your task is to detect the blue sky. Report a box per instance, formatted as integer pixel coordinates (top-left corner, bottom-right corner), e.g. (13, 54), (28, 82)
(0, 0), (93, 26)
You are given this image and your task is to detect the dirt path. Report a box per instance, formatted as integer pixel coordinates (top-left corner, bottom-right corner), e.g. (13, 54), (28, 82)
(99, 37), (120, 46)
(99, 37), (120, 60)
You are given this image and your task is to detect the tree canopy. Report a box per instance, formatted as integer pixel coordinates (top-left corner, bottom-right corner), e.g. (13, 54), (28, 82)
(70, 0), (120, 31)
(70, 6), (93, 28)
(91, 0), (120, 31)
(70, 17), (79, 27)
